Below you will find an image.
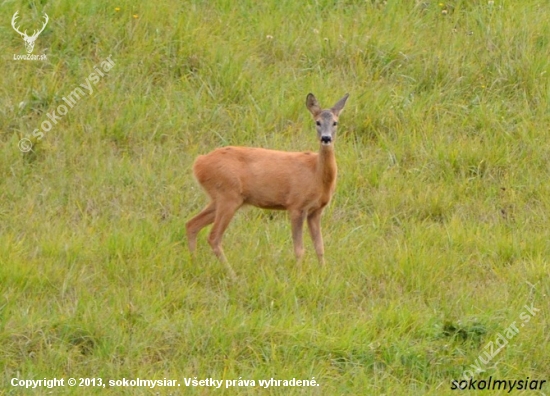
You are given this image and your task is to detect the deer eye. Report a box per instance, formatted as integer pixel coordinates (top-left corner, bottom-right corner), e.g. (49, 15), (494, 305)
(333, 121), (338, 126)
(316, 121), (321, 126)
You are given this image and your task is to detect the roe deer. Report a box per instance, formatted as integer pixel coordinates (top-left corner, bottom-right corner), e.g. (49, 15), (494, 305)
(186, 93), (349, 277)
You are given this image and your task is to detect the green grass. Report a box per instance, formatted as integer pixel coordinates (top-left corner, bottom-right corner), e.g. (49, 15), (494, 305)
(1, 0), (549, 394)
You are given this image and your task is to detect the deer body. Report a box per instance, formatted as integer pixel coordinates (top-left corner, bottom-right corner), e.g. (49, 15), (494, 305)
(194, 146), (336, 211)
(186, 93), (349, 277)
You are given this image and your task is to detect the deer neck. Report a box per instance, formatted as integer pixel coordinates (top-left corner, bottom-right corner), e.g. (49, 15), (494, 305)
(316, 144), (337, 191)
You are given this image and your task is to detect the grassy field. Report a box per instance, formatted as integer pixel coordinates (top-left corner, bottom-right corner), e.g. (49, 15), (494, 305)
(1, 0), (549, 394)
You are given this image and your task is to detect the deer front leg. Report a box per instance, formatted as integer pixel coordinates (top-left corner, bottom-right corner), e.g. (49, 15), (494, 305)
(290, 209), (307, 261)
(307, 208), (325, 266)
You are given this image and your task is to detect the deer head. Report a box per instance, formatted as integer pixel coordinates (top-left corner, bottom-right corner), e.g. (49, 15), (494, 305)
(11, 11), (49, 54)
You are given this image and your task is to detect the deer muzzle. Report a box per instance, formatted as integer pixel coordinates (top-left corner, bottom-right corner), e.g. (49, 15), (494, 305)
(321, 135), (333, 145)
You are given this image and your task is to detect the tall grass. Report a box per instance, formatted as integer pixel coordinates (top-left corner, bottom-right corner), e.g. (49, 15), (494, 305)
(1, 0), (549, 394)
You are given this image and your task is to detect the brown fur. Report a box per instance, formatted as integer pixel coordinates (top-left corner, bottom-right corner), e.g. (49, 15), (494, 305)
(186, 93), (349, 277)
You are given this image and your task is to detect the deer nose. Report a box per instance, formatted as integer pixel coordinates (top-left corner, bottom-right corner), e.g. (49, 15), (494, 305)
(321, 135), (332, 144)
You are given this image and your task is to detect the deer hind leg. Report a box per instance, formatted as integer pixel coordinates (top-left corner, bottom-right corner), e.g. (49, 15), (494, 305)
(307, 208), (325, 266)
(290, 209), (307, 261)
(186, 201), (216, 253)
(207, 198), (242, 277)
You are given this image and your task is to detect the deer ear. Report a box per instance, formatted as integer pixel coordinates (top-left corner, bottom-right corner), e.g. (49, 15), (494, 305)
(331, 93), (349, 116)
(306, 93), (322, 117)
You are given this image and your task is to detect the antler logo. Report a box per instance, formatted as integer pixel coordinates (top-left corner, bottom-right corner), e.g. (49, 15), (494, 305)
(11, 11), (49, 54)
